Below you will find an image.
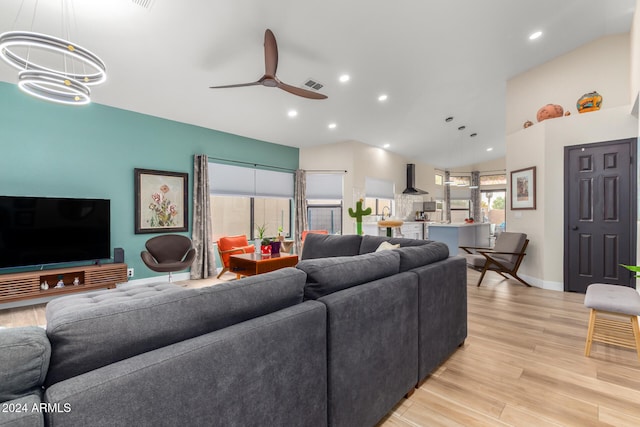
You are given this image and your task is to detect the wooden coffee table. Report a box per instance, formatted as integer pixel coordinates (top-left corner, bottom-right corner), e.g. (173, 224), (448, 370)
(229, 252), (299, 279)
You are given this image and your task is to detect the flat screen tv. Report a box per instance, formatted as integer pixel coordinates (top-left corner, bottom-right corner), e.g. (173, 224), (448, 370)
(0, 196), (111, 269)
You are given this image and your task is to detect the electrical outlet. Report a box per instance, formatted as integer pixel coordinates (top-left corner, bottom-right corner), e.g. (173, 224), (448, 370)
(127, 268), (134, 278)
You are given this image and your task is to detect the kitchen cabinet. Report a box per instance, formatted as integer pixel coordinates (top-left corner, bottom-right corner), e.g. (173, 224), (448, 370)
(428, 223), (491, 256)
(399, 222), (423, 239)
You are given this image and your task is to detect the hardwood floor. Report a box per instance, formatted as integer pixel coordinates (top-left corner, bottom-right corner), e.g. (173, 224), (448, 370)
(379, 270), (640, 427)
(2, 270), (640, 426)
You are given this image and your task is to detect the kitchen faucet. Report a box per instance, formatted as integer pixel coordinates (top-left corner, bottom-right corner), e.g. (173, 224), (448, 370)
(382, 206), (390, 220)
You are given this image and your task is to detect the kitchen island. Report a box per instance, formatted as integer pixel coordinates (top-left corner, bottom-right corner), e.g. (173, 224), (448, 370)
(428, 223), (491, 256)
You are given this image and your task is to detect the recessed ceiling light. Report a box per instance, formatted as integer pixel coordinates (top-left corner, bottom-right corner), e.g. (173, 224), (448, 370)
(529, 31), (542, 40)
(328, 123), (337, 129)
(339, 74), (350, 83)
(445, 116), (454, 122)
(458, 125), (466, 131)
(287, 110), (298, 118)
(383, 143), (390, 148)
(486, 147), (493, 152)
(470, 133), (477, 137)
(378, 94), (388, 102)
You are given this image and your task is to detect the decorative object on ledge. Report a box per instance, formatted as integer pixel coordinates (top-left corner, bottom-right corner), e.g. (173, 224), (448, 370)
(536, 104), (564, 122)
(523, 120), (534, 129)
(577, 90), (602, 113)
(510, 166), (536, 210)
(135, 168), (188, 234)
(348, 198), (372, 235)
(0, 1), (107, 105)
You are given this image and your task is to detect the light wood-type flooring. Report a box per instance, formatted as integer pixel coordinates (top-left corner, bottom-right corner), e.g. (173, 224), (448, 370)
(2, 270), (640, 426)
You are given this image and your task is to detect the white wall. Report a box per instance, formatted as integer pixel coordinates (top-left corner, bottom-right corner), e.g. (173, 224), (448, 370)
(507, 107), (637, 290)
(299, 141), (436, 233)
(505, 32), (638, 290)
(506, 34), (631, 135)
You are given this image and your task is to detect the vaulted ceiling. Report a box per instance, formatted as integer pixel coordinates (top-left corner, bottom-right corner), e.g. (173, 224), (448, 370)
(0, 0), (635, 168)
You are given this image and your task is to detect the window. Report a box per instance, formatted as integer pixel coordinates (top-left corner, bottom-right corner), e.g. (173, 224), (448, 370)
(480, 174), (507, 186)
(307, 200), (342, 234)
(451, 176), (471, 186)
(365, 176), (394, 217)
(450, 199), (470, 223)
(481, 190), (506, 233)
(435, 174), (443, 186)
(209, 162), (293, 241)
(306, 173), (344, 234)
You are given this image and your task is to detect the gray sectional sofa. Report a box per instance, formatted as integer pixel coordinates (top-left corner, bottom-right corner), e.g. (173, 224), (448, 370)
(0, 234), (467, 427)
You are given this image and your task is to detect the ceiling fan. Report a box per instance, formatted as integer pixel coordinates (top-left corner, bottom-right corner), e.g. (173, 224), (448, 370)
(209, 29), (327, 100)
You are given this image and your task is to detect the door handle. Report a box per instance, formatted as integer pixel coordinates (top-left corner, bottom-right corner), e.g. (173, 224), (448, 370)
(571, 226), (578, 230)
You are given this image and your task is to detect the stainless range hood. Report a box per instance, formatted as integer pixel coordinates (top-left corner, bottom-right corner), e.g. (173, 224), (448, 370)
(402, 163), (428, 194)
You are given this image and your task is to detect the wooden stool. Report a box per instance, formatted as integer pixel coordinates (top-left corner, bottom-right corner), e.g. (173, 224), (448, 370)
(584, 283), (640, 361)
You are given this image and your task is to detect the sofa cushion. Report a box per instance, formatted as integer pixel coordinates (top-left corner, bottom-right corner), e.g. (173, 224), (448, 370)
(0, 394), (44, 427)
(45, 268), (307, 386)
(397, 242), (450, 272)
(0, 326), (50, 402)
(300, 233), (363, 260)
(359, 235), (431, 254)
(297, 250), (400, 299)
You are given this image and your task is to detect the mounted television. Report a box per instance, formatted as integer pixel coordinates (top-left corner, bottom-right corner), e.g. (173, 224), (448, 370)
(0, 196), (111, 269)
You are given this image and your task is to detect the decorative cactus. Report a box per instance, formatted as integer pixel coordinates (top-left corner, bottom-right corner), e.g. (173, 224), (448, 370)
(348, 198), (372, 235)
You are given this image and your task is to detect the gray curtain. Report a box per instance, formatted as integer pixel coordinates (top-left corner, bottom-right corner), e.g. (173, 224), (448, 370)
(470, 171), (480, 221)
(444, 170), (451, 223)
(190, 155), (216, 279)
(294, 169), (308, 255)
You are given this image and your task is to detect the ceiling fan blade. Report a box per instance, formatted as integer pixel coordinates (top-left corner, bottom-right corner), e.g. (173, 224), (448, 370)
(209, 81), (261, 89)
(277, 81), (328, 99)
(264, 29), (278, 77)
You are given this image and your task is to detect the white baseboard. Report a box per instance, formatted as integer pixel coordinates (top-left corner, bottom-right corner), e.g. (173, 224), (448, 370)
(119, 272), (191, 287)
(520, 273), (564, 292)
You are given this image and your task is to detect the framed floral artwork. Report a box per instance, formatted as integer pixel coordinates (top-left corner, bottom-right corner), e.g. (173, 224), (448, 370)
(510, 166), (536, 210)
(134, 168), (188, 234)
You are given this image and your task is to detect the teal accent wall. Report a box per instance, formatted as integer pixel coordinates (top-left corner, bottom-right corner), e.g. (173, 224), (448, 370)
(0, 81), (298, 280)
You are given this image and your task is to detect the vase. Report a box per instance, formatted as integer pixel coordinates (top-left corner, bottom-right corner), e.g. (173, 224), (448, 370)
(270, 241), (281, 254)
(261, 245), (271, 256)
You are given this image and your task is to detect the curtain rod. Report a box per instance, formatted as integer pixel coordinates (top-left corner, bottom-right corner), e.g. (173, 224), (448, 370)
(437, 169), (506, 174)
(207, 156), (296, 173)
(304, 169), (348, 174)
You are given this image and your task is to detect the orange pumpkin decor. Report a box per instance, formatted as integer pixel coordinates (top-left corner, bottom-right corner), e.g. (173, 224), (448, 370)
(577, 90), (602, 113)
(536, 104), (564, 122)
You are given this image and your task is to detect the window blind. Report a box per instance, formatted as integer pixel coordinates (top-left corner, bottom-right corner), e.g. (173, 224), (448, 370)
(209, 162), (293, 198)
(365, 176), (394, 199)
(306, 173), (343, 199)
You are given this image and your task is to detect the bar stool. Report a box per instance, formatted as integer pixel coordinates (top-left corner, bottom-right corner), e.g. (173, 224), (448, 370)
(584, 283), (640, 361)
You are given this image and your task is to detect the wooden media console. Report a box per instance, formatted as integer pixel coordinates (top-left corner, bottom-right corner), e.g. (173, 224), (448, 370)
(0, 263), (128, 304)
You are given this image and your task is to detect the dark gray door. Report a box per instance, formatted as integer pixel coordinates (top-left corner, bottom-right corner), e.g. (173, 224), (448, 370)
(564, 138), (636, 293)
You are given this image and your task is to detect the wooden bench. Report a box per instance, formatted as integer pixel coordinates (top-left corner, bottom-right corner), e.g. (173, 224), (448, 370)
(584, 283), (640, 361)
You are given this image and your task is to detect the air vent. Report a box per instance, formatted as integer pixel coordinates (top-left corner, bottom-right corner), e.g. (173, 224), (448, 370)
(303, 78), (324, 91)
(131, 0), (155, 9)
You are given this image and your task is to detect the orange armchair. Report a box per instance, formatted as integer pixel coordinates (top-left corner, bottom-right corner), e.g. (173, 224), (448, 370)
(301, 230), (329, 242)
(216, 235), (255, 278)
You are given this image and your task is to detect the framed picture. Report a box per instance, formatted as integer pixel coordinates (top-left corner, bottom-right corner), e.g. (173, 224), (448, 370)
(135, 168), (188, 234)
(510, 166), (536, 210)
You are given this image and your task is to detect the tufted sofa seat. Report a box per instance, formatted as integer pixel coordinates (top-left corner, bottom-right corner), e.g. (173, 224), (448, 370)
(44, 270), (306, 386)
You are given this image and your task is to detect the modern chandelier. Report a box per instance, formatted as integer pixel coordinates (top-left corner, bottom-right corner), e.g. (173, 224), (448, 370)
(0, 1), (107, 105)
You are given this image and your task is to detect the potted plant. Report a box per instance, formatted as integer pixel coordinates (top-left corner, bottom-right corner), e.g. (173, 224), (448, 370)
(261, 238), (272, 256)
(277, 226), (285, 242)
(621, 264), (640, 277)
(255, 224), (267, 250)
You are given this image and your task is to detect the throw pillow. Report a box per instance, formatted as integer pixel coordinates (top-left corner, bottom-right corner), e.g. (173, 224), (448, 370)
(375, 241), (400, 252)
